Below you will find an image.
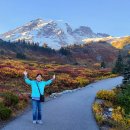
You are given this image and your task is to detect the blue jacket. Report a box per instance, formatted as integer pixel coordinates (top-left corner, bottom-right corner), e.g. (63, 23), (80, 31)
(24, 76), (52, 98)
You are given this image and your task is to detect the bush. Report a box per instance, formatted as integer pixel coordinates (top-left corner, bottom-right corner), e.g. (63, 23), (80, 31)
(93, 102), (103, 114)
(0, 50), (5, 55)
(0, 103), (12, 120)
(93, 102), (104, 124)
(76, 77), (89, 86)
(102, 101), (113, 108)
(115, 85), (130, 114)
(16, 53), (26, 59)
(116, 88), (130, 114)
(111, 106), (127, 128)
(0, 102), (5, 108)
(3, 92), (19, 107)
(59, 48), (71, 56)
(96, 90), (116, 102)
(17, 100), (27, 110)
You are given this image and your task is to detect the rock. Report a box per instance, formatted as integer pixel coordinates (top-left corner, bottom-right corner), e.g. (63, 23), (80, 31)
(95, 99), (104, 104)
(50, 87), (82, 99)
(103, 114), (108, 119)
(50, 93), (61, 98)
(108, 108), (113, 112)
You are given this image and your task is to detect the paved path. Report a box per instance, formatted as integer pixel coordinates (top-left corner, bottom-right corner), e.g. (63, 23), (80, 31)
(2, 76), (123, 130)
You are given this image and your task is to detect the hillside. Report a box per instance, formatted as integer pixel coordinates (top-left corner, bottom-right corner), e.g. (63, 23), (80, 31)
(112, 36), (130, 49)
(65, 42), (118, 67)
(0, 39), (118, 67)
(83, 36), (130, 49)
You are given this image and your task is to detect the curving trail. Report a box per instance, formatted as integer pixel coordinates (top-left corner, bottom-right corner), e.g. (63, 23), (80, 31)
(2, 76), (123, 130)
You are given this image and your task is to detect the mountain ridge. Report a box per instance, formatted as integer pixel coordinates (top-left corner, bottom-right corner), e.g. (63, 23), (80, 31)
(0, 18), (109, 49)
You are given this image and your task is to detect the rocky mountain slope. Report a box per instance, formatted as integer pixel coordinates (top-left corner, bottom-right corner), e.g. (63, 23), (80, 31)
(0, 18), (109, 49)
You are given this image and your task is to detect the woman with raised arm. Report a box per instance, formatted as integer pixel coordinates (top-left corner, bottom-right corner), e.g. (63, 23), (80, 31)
(23, 71), (55, 124)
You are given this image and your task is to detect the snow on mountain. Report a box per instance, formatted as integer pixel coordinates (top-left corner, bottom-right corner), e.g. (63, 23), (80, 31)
(0, 18), (110, 49)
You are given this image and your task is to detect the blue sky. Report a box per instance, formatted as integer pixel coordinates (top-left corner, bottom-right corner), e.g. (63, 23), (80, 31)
(0, 0), (130, 36)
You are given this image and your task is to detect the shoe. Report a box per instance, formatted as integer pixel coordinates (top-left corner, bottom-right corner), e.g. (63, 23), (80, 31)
(33, 120), (37, 124)
(37, 120), (43, 124)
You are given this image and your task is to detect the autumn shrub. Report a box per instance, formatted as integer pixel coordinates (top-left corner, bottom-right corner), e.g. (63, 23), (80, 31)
(96, 90), (116, 102)
(94, 84), (130, 129)
(3, 92), (19, 107)
(112, 106), (125, 123)
(102, 101), (113, 108)
(93, 102), (104, 124)
(17, 100), (28, 110)
(75, 77), (90, 87)
(45, 87), (57, 95)
(0, 102), (12, 120)
(0, 59), (116, 99)
(111, 106), (128, 128)
(110, 106), (130, 129)
(18, 94), (29, 103)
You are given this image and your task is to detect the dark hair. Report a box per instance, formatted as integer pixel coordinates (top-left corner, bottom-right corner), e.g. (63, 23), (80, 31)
(36, 73), (43, 78)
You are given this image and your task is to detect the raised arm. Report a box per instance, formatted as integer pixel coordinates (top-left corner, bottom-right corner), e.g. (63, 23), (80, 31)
(45, 75), (55, 86)
(23, 71), (32, 85)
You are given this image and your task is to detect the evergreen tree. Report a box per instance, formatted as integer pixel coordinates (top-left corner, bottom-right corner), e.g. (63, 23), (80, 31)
(112, 52), (124, 74)
(16, 53), (26, 59)
(59, 47), (71, 56)
(101, 61), (106, 68)
(0, 50), (5, 55)
(123, 52), (130, 84)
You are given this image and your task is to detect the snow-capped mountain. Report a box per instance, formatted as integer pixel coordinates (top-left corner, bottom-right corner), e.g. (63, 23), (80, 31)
(0, 18), (109, 49)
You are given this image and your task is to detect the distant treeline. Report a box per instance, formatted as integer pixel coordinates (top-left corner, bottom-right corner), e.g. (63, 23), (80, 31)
(0, 39), (72, 57)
